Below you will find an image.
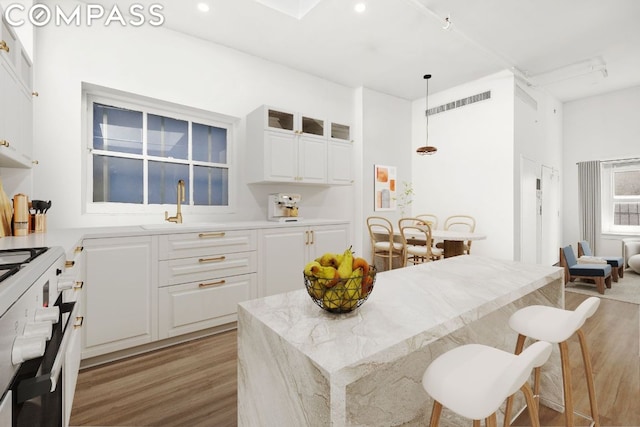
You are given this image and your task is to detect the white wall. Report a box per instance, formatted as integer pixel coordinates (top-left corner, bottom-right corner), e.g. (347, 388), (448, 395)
(27, 0), (357, 229)
(411, 70), (515, 260)
(360, 88), (412, 264)
(563, 85), (640, 256)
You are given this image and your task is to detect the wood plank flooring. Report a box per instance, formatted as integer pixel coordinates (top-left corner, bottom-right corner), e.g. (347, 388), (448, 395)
(71, 292), (640, 427)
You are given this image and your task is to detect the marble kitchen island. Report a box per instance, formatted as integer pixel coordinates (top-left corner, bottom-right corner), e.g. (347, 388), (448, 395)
(237, 255), (565, 426)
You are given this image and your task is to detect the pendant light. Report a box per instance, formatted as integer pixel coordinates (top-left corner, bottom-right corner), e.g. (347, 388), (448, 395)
(416, 74), (437, 155)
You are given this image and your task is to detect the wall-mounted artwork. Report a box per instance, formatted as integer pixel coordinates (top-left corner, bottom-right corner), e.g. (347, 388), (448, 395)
(374, 164), (396, 211)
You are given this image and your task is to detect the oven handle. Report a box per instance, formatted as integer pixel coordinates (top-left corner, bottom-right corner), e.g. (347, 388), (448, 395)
(49, 301), (79, 392)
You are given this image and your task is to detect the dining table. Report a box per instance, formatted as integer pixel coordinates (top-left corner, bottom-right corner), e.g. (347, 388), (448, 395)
(398, 226), (487, 258)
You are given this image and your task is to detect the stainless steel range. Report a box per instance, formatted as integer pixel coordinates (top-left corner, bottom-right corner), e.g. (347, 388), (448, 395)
(0, 246), (81, 427)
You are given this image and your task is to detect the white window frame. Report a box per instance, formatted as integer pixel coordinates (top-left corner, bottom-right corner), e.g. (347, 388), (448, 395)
(601, 160), (640, 235)
(81, 83), (238, 215)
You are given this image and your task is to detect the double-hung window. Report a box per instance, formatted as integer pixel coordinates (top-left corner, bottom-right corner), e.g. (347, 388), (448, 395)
(602, 160), (640, 234)
(84, 87), (235, 214)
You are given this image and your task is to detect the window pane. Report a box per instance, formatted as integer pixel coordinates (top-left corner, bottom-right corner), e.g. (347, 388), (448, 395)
(193, 166), (228, 206)
(93, 104), (142, 154)
(193, 123), (227, 163)
(148, 161), (189, 204)
(148, 114), (188, 160)
(614, 170), (640, 196)
(93, 155), (143, 203)
(614, 202), (640, 226)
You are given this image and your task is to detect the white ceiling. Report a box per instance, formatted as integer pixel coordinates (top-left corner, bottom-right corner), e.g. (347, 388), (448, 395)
(140, 0), (640, 101)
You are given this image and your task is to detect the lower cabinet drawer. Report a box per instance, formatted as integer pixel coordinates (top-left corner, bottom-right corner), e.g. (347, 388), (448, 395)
(158, 273), (257, 338)
(159, 251), (257, 287)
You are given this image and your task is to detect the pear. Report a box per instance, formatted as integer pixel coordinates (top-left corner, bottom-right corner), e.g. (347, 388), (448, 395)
(337, 246), (354, 279)
(323, 287), (343, 310)
(315, 252), (339, 268)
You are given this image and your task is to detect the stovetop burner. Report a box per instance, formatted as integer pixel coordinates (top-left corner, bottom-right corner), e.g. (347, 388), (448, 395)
(0, 248), (49, 283)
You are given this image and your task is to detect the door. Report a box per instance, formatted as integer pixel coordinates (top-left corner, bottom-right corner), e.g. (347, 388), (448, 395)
(520, 156), (540, 264)
(541, 166), (560, 265)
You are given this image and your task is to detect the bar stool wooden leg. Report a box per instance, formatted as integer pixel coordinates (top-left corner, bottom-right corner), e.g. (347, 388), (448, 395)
(473, 420), (481, 427)
(429, 401), (443, 427)
(485, 413), (497, 427)
(503, 334), (527, 427)
(577, 329), (600, 427)
(521, 382), (541, 427)
(559, 341), (574, 427)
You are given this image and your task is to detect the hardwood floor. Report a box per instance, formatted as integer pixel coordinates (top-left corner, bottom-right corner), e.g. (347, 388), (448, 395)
(71, 292), (639, 427)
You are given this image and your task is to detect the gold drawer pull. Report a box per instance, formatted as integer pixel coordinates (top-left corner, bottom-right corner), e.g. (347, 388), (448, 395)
(73, 281), (84, 290)
(0, 140), (9, 148)
(198, 232), (226, 238)
(0, 41), (9, 53)
(74, 316), (84, 329)
(198, 256), (226, 263)
(65, 260), (75, 268)
(199, 279), (226, 289)
(75, 246), (84, 253)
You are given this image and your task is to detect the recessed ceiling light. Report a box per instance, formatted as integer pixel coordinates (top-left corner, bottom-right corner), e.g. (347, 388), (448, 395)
(197, 3), (210, 12)
(354, 3), (366, 13)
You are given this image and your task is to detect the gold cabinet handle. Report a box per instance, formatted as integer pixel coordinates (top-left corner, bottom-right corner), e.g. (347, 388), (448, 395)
(74, 316), (84, 329)
(0, 140), (9, 148)
(309, 230), (314, 245)
(198, 256), (226, 263)
(0, 41), (9, 53)
(75, 246), (84, 253)
(73, 281), (84, 290)
(65, 260), (75, 268)
(32, 160), (39, 165)
(198, 232), (225, 239)
(32, 91), (39, 97)
(198, 279), (226, 289)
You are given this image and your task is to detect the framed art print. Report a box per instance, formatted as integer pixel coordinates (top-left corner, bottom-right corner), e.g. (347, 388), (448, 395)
(374, 164), (396, 211)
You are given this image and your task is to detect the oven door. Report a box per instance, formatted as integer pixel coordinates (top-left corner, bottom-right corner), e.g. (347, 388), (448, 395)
(10, 299), (78, 427)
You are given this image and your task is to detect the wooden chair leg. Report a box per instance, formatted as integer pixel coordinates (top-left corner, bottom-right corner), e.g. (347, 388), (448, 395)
(619, 265), (624, 278)
(503, 334), (527, 427)
(485, 413), (497, 427)
(559, 341), (574, 427)
(605, 274), (612, 289)
(611, 267), (619, 282)
(595, 277), (605, 294)
(577, 329), (600, 427)
(429, 400), (443, 427)
(473, 420), (481, 427)
(521, 382), (541, 427)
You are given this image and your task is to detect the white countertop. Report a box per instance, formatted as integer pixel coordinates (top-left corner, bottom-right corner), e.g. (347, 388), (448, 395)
(238, 255), (563, 375)
(0, 219), (350, 257)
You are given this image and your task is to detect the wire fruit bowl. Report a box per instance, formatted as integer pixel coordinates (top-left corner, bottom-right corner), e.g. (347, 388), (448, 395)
(303, 267), (376, 314)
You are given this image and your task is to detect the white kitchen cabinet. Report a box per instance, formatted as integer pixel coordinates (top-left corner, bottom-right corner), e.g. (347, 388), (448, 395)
(157, 230), (258, 338)
(81, 236), (156, 359)
(259, 223), (349, 297)
(246, 105), (328, 184)
(61, 244), (84, 427)
(0, 16), (33, 168)
(328, 122), (353, 185)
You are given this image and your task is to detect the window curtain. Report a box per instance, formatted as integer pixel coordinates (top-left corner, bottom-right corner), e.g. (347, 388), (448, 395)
(577, 160), (601, 254)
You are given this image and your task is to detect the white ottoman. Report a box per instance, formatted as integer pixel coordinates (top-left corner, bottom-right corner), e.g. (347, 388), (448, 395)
(628, 254), (640, 274)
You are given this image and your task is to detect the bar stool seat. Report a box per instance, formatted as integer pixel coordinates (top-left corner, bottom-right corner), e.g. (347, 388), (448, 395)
(504, 297), (601, 427)
(422, 341), (552, 427)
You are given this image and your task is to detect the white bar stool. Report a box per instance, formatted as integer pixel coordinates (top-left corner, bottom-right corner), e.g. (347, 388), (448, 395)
(503, 297), (600, 427)
(422, 341), (552, 427)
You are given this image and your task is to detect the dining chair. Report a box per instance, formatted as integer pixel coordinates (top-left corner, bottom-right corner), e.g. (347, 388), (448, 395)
(436, 215), (476, 254)
(366, 216), (404, 271)
(398, 218), (443, 266)
(415, 214), (438, 230)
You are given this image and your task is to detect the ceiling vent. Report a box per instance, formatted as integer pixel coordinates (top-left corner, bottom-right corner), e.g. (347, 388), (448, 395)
(427, 91), (491, 117)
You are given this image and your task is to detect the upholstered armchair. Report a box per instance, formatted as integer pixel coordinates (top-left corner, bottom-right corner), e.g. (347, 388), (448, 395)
(622, 238), (640, 268)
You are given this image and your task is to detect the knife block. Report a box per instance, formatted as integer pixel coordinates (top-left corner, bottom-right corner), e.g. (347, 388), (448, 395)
(30, 213), (46, 233)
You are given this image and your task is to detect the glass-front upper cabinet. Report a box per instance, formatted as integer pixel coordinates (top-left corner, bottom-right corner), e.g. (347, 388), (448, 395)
(330, 122), (351, 141)
(265, 107), (325, 138)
